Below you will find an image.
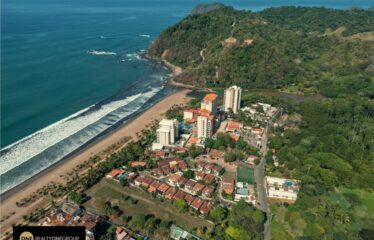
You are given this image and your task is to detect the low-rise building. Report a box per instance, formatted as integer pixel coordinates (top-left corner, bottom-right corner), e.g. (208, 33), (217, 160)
(265, 176), (300, 202)
(191, 198), (204, 210)
(202, 186), (215, 198)
(222, 178), (235, 195)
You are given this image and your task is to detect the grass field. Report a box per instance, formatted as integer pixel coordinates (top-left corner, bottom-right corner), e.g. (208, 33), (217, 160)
(84, 179), (213, 231)
(236, 165), (255, 184)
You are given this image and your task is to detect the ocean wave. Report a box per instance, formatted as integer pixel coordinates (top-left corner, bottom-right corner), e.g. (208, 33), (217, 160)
(87, 49), (116, 56)
(125, 52), (145, 61)
(139, 34), (150, 38)
(0, 87), (163, 176)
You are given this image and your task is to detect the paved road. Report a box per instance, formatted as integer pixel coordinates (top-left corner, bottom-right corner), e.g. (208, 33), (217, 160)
(254, 110), (280, 240)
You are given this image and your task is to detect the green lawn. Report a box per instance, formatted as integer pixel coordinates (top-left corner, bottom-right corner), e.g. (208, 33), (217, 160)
(84, 179), (213, 231)
(237, 165), (255, 184)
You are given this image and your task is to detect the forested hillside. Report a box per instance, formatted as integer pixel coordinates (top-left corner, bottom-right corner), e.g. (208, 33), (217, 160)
(148, 5), (374, 96)
(149, 5), (374, 239)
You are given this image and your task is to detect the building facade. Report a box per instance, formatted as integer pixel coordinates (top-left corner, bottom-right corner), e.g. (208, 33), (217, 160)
(156, 119), (179, 145)
(197, 115), (213, 138)
(224, 86), (242, 113)
(201, 93), (218, 114)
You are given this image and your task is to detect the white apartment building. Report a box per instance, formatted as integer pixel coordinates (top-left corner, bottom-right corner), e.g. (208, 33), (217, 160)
(265, 176), (300, 201)
(156, 119), (179, 145)
(201, 93), (218, 114)
(197, 115), (214, 138)
(223, 86), (242, 113)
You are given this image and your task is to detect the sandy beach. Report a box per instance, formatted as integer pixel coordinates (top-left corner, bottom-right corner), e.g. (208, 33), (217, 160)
(0, 89), (191, 234)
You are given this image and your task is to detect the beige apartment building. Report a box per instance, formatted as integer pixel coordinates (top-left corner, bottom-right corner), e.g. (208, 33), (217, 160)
(224, 85), (242, 113)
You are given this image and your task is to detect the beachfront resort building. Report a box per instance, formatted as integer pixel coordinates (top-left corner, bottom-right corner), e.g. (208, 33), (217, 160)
(265, 176), (300, 202)
(197, 115), (214, 138)
(201, 93), (218, 115)
(156, 119), (179, 146)
(224, 85), (241, 113)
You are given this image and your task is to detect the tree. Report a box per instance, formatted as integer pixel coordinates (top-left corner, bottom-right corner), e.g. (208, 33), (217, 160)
(224, 151), (236, 162)
(69, 191), (82, 204)
(189, 144), (205, 158)
(183, 169), (195, 179)
(120, 178), (129, 186)
(103, 201), (113, 216)
(205, 138), (215, 148)
(173, 199), (187, 212)
(134, 213), (147, 229)
(209, 205), (227, 222)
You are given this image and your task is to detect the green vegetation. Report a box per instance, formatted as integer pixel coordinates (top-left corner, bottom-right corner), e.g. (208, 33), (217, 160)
(267, 96), (374, 239)
(148, 6), (374, 96)
(204, 200), (264, 240)
(236, 165), (255, 185)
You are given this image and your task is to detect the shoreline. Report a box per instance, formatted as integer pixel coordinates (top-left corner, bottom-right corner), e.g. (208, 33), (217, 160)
(0, 88), (191, 232)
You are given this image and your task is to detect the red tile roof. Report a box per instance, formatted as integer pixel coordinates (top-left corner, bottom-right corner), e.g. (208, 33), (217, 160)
(106, 169), (124, 178)
(199, 201), (213, 214)
(204, 174), (215, 184)
(173, 190), (186, 200)
(202, 186), (215, 197)
(226, 121), (243, 132)
(191, 198), (204, 210)
(157, 183), (170, 194)
(193, 183), (206, 193)
(184, 194), (196, 205)
(230, 134), (240, 141)
(203, 93), (218, 103)
(130, 161), (146, 167)
(165, 187), (178, 200)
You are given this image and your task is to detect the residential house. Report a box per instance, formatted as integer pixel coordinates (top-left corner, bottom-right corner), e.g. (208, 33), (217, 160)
(165, 187), (178, 200)
(185, 179), (197, 191)
(184, 194), (196, 205)
(199, 201), (213, 215)
(192, 183), (205, 195)
(202, 186), (215, 198)
(191, 198), (204, 210)
(222, 178), (235, 195)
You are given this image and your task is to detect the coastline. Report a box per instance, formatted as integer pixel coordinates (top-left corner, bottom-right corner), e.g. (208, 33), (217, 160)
(0, 88), (191, 232)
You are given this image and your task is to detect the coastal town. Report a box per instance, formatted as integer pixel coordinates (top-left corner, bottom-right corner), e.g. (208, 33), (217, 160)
(1, 85), (300, 240)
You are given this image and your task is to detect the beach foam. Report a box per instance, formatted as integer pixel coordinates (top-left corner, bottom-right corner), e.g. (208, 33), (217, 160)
(87, 50), (116, 55)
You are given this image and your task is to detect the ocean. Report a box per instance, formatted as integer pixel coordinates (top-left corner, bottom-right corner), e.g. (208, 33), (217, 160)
(1, 0), (372, 194)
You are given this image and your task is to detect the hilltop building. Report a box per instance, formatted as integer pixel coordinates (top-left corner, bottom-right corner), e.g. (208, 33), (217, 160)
(156, 119), (179, 146)
(224, 86), (241, 113)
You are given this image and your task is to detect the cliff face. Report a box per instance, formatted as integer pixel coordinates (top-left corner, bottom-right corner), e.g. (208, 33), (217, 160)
(148, 5), (374, 96)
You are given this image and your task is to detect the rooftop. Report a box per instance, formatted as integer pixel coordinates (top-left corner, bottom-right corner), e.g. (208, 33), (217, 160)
(203, 93), (218, 103)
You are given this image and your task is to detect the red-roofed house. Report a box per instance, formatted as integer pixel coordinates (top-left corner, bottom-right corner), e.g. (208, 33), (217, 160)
(226, 121), (243, 132)
(203, 174), (215, 184)
(148, 180), (162, 193)
(199, 201), (213, 215)
(184, 194), (196, 205)
(141, 176), (154, 188)
(169, 173), (182, 185)
(192, 183), (205, 195)
(191, 198), (204, 210)
(251, 127), (264, 136)
(134, 175), (145, 186)
(157, 183), (170, 196)
(130, 161), (146, 167)
(173, 190), (186, 200)
(230, 134), (240, 142)
(222, 178), (235, 195)
(212, 165), (223, 176)
(165, 187), (178, 200)
(185, 179), (197, 191)
(202, 186), (215, 198)
(106, 169), (124, 179)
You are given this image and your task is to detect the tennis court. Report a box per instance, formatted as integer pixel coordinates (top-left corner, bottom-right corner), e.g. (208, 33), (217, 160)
(236, 165), (255, 184)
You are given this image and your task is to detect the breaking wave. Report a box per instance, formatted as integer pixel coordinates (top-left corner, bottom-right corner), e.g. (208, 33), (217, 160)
(0, 83), (169, 193)
(87, 49), (116, 55)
